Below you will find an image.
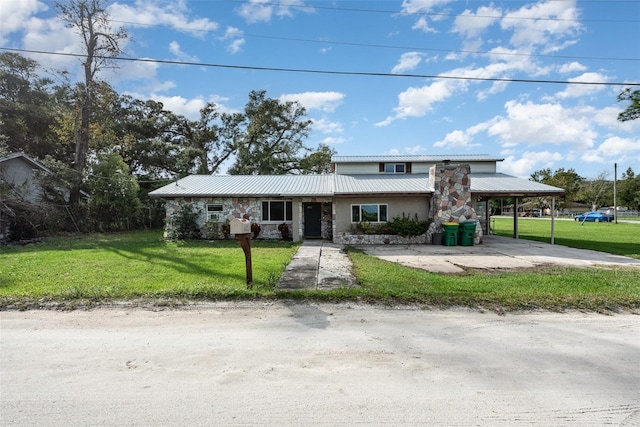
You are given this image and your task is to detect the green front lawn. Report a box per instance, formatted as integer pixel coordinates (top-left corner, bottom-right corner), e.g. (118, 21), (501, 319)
(490, 217), (640, 259)
(1, 229), (638, 311)
(0, 231), (298, 302)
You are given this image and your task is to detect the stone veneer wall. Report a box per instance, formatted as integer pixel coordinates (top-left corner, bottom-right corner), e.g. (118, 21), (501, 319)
(428, 163), (483, 244)
(164, 197), (289, 240)
(333, 233), (428, 245)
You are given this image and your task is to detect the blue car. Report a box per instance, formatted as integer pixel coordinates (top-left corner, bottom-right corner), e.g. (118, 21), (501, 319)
(574, 211), (614, 222)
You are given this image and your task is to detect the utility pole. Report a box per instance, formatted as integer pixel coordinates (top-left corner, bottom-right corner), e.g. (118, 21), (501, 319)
(614, 163), (618, 224)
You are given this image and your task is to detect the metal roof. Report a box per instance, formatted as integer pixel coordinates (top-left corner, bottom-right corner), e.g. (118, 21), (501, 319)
(333, 174), (431, 195)
(149, 172), (564, 198)
(471, 173), (565, 196)
(149, 174), (334, 198)
(0, 152), (51, 174)
(332, 154), (504, 163)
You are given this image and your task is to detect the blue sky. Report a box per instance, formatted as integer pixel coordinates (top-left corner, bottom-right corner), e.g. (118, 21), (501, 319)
(1, 0), (639, 179)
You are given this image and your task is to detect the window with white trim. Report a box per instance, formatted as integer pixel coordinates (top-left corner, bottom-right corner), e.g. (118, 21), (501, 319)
(351, 204), (388, 223)
(384, 163), (405, 174)
(206, 204), (224, 221)
(262, 201), (293, 222)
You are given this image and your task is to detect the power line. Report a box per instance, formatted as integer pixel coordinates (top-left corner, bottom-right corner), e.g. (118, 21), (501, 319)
(3, 47), (639, 86)
(109, 20), (639, 63)
(224, 0), (640, 23)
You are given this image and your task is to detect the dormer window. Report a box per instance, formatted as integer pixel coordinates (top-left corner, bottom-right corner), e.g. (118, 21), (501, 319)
(380, 162), (411, 174)
(385, 163), (404, 173)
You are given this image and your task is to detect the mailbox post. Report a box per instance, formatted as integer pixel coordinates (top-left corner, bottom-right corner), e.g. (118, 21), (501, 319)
(230, 218), (253, 288)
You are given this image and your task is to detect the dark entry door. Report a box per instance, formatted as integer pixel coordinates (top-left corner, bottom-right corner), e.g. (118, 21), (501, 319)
(304, 203), (322, 238)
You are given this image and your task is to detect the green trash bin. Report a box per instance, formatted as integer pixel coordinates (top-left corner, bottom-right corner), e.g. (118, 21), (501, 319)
(458, 221), (476, 246)
(442, 222), (459, 246)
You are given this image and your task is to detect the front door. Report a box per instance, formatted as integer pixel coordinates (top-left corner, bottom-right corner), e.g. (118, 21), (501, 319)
(303, 203), (322, 238)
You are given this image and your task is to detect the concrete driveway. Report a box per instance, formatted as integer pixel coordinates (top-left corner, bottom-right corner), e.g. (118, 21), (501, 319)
(358, 235), (640, 274)
(1, 304), (639, 426)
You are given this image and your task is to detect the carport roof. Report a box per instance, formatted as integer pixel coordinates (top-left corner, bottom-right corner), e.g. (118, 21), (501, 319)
(471, 173), (565, 197)
(149, 172), (564, 198)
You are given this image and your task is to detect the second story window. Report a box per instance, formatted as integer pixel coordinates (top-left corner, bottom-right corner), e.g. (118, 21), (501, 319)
(384, 163), (405, 174)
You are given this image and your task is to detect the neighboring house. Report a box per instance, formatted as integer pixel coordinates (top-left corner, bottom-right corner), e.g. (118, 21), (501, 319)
(0, 152), (52, 203)
(149, 155), (565, 244)
(0, 153), (52, 241)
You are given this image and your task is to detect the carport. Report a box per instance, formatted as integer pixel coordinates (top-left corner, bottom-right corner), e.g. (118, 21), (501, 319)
(471, 173), (565, 244)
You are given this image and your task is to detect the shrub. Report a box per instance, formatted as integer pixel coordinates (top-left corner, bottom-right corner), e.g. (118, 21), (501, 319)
(166, 202), (201, 240)
(202, 221), (221, 240)
(251, 222), (261, 239)
(354, 213), (431, 237)
(278, 223), (291, 241)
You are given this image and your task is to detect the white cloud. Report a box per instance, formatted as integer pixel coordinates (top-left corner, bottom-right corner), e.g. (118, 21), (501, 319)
(500, 0), (582, 49)
(148, 95), (206, 119)
(452, 5), (502, 39)
(487, 100), (598, 150)
(279, 91), (344, 112)
(312, 118), (344, 134)
(400, 0), (455, 32)
(391, 52), (425, 74)
(433, 121), (489, 149)
(379, 49), (547, 126)
(434, 130), (472, 149)
(477, 81), (510, 101)
(401, 0), (453, 14)
(499, 151), (563, 177)
(376, 78), (462, 126)
(168, 41), (199, 62)
(403, 145), (425, 154)
(552, 72), (608, 99)
(0, 0), (48, 44)
(321, 136), (346, 145)
(236, 0), (313, 24)
(558, 61), (587, 74)
(411, 16), (438, 33)
(108, 1), (218, 37)
(220, 27), (245, 54)
(102, 57), (162, 86)
(581, 136), (640, 165)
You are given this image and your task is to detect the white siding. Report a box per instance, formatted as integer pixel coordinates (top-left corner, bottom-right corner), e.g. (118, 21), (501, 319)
(334, 163), (379, 174)
(0, 157), (44, 203)
(334, 160), (497, 175)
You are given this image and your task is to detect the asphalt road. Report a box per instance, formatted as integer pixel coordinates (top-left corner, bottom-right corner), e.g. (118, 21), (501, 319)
(1, 303), (639, 426)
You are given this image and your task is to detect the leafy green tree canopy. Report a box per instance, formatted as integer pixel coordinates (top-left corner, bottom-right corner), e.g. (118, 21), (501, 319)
(87, 151), (140, 231)
(617, 88), (640, 122)
(228, 90), (313, 175)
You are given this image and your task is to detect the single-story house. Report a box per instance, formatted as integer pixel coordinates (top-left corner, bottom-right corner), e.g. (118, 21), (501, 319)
(149, 155), (565, 244)
(0, 153), (54, 241)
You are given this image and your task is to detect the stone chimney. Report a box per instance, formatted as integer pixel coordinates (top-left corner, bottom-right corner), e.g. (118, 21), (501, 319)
(430, 163), (477, 223)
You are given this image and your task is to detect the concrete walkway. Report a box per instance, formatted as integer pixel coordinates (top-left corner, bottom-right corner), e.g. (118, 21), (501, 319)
(276, 241), (357, 290)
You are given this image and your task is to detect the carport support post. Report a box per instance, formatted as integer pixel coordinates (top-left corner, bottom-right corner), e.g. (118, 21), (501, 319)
(513, 197), (519, 239)
(551, 196), (556, 245)
(236, 234), (253, 288)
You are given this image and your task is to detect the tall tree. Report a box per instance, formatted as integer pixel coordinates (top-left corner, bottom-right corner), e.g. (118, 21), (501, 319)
(531, 167), (583, 211)
(619, 167), (640, 210)
(87, 151), (140, 231)
(578, 172), (612, 210)
(56, 0), (128, 205)
(297, 144), (336, 174)
(0, 53), (58, 158)
(228, 90), (312, 175)
(617, 88), (640, 122)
